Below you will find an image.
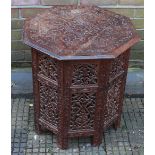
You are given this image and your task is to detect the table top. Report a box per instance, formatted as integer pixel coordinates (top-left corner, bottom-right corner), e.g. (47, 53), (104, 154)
(23, 5), (140, 60)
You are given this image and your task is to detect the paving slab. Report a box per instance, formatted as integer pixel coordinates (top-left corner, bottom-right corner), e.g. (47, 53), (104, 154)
(11, 97), (144, 155)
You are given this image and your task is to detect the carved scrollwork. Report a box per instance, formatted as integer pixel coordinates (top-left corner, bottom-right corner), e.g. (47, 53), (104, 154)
(39, 82), (59, 128)
(69, 93), (96, 130)
(104, 78), (122, 125)
(72, 64), (97, 85)
(24, 5), (136, 57)
(110, 52), (127, 81)
(38, 53), (58, 82)
(38, 54), (49, 77)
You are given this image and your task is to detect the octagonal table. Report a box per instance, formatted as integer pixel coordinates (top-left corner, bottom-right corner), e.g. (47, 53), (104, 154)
(23, 5), (140, 149)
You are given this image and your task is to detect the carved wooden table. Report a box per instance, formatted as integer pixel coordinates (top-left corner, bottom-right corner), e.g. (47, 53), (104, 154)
(23, 5), (140, 149)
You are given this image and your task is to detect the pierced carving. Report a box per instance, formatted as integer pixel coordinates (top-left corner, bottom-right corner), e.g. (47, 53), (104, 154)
(104, 79), (122, 125)
(69, 93), (96, 130)
(72, 64), (97, 85)
(39, 82), (59, 128)
(26, 5), (136, 149)
(110, 52), (127, 80)
(38, 53), (58, 82)
(24, 5), (136, 58)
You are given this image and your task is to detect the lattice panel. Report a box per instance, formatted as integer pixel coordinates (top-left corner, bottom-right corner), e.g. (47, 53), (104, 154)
(39, 82), (59, 128)
(104, 79), (122, 125)
(110, 53), (127, 81)
(72, 64), (97, 85)
(38, 53), (58, 82)
(69, 93), (96, 131)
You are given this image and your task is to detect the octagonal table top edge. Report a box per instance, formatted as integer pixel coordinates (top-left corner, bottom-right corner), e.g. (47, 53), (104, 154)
(23, 5), (141, 60)
(23, 35), (140, 60)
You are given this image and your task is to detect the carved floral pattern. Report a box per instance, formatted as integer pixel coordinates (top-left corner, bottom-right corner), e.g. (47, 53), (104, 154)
(104, 79), (122, 125)
(69, 93), (96, 130)
(72, 64), (97, 85)
(24, 5), (136, 57)
(110, 52), (127, 80)
(38, 53), (58, 82)
(39, 82), (59, 127)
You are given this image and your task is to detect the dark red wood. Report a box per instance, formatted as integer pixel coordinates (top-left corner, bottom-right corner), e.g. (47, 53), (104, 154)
(23, 5), (140, 149)
(23, 5), (140, 60)
(31, 48), (43, 133)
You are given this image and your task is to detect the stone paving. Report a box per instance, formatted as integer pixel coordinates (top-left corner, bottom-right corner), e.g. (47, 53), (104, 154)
(11, 97), (144, 155)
